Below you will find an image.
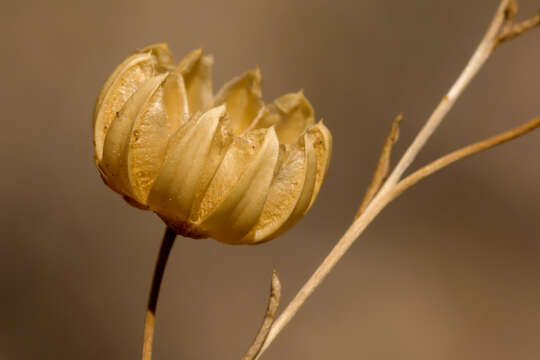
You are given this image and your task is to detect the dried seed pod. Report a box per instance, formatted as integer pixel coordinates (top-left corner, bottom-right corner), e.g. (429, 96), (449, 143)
(93, 44), (332, 244)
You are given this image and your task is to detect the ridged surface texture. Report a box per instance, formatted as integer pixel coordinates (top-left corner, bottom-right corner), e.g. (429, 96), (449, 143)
(93, 43), (332, 244)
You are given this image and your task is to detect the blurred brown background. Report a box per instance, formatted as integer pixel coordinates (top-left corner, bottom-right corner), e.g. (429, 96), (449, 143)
(1, 0), (539, 359)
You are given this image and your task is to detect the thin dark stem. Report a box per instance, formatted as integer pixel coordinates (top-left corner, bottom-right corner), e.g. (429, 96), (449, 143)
(142, 227), (177, 360)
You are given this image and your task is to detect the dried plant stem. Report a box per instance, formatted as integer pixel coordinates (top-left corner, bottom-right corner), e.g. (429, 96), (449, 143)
(255, 0), (538, 357)
(355, 113), (402, 218)
(497, 12), (540, 44)
(373, 0), (511, 196)
(243, 270), (282, 360)
(256, 115), (540, 358)
(386, 117), (540, 203)
(142, 227), (177, 360)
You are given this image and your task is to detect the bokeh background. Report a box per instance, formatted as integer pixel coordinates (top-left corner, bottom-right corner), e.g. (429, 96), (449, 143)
(1, 0), (539, 359)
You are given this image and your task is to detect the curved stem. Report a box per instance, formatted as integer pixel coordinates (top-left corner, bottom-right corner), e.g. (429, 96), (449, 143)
(243, 270), (282, 360)
(355, 114), (402, 219)
(142, 227), (177, 360)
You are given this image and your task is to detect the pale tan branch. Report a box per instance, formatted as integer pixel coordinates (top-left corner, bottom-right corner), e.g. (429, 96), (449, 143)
(386, 116), (540, 206)
(256, 116), (540, 360)
(497, 12), (540, 44)
(366, 0), (513, 200)
(243, 270), (282, 360)
(355, 114), (402, 219)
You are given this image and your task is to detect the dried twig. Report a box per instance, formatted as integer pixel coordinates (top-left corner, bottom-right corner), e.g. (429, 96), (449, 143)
(497, 12), (540, 44)
(385, 116), (540, 208)
(369, 0), (513, 199)
(142, 228), (177, 360)
(254, 1), (539, 358)
(256, 118), (540, 360)
(355, 114), (402, 219)
(243, 270), (282, 360)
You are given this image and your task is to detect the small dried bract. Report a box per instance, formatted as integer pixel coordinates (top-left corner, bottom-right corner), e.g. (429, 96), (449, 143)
(93, 44), (331, 244)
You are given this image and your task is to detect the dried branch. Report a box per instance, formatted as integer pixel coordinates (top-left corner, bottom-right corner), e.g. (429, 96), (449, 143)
(355, 114), (402, 219)
(256, 118), (540, 360)
(142, 228), (177, 360)
(243, 270), (282, 360)
(254, 1), (540, 358)
(366, 0), (514, 201)
(386, 116), (540, 207)
(497, 12), (540, 45)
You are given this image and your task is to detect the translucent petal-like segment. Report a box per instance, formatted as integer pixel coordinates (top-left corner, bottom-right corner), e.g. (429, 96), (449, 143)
(100, 73), (181, 205)
(306, 121), (332, 209)
(126, 74), (188, 205)
(139, 43), (174, 70)
(176, 49), (214, 113)
(94, 52), (158, 163)
(162, 73), (189, 129)
(176, 48), (202, 71)
(148, 106), (231, 229)
(100, 75), (167, 199)
(194, 127), (280, 244)
(214, 69), (264, 136)
(245, 132), (318, 243)
(249, 91), (315, 144)
(267, 134), (318, 241)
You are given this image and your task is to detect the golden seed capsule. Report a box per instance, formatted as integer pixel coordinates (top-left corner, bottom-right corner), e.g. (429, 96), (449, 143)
(93, 44), (332, 244)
